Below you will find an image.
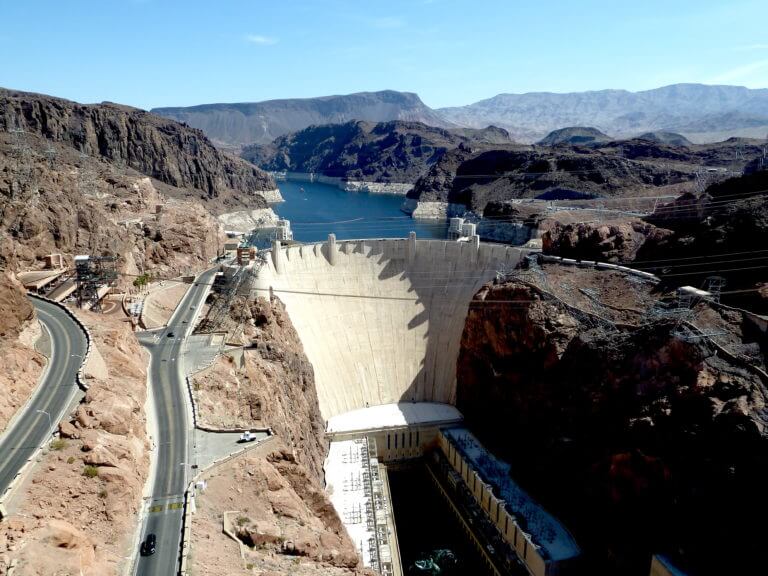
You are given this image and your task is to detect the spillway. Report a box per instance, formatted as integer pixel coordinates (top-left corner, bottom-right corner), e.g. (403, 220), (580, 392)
(255, 234), (528, 420)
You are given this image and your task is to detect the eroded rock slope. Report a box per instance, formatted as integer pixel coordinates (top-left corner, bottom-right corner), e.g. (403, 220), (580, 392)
(456, 260), (768, 575)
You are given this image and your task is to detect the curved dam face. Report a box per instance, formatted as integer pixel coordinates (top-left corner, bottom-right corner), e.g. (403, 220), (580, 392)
(256, 236), (527, 419)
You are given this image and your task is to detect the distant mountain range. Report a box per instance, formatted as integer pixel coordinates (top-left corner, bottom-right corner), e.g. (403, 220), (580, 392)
(153, 84), (768, 148)
(152, 90), (452, 148)
(438, 84), (768, 143)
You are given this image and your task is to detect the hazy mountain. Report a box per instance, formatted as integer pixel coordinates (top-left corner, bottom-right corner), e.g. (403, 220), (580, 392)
(636, 131), (692, 147)
(537, 127), (611, 147)
(439, 84), (768, 143)
(152, 90), (454, 148)
(242, 120), (512, 183)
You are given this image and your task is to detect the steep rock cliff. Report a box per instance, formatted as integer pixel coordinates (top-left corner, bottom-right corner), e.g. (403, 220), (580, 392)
(189, 295), (370, 574)
(407, 145), (695, 214)
(0, 272), (44, 432)
(194, 295), (327, 482)
(456, 263), (768, 575)
(0, 88), (274, 201)
(243, 120), (512, 183)
(0, 130), (229, 282)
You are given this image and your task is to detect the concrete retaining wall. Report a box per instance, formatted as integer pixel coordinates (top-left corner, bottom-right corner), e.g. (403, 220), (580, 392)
(539, 254), (660, 283)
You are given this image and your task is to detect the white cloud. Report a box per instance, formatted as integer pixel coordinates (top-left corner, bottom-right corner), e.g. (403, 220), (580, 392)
(371, 17), (405, 29)
(245, 34), (278, 46)
(709, 59), (768, 84)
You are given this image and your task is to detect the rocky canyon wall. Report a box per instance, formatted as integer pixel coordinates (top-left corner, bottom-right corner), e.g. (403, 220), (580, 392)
(0, 272), (44, 433)
(455, 262), (768, 575)
(0, 88), (274, 201)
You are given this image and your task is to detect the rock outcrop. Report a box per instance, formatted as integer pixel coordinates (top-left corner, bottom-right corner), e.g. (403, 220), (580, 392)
(0, 130), (226, 283)
(541, 169), (768, 308)
(0, 272), (44, 432)
(190, 295), (371, 574)
(541, 218), (674, 263)
(0, 88), (275, 201)
(0, 310), (150, 575)
(194, 295), (327, 482)
(242, 120), (512, 184)
(406, 144), (695, 216)
(537, 126), (612, 146)
(456, 261), (768, 575)
(191, 441), (373, 576)
(636, 131), (692, 147)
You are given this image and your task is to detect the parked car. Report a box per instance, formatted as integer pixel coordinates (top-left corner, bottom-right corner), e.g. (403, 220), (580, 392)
(140, 533), (157, 556)
(167, 332), (175, 338)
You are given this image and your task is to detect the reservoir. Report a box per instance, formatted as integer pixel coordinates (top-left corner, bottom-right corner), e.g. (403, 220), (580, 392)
(274, 180), (447, 242)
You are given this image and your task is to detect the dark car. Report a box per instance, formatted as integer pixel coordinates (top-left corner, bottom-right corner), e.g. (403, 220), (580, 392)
(167, 332), (175, 338)
(140, 533), (157, 556)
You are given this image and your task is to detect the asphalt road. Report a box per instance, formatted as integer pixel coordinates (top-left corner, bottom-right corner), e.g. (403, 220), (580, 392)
(0, 297), (87, 497)
(135, 267), (218, 576)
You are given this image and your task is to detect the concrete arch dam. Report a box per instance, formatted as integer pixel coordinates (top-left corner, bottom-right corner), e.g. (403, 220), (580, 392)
(256, 235), (528, 420)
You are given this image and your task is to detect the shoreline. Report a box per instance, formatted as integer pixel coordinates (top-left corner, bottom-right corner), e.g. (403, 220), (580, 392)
(281, 172), (414, 196)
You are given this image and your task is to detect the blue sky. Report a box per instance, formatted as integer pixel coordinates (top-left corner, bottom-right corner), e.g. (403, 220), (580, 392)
(1, 0), (767, 110)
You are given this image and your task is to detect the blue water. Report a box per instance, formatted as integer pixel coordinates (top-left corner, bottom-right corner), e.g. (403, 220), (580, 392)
(273, 180), (447, 243)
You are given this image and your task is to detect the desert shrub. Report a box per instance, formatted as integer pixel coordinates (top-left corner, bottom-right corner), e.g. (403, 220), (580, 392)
(83, 465), (99, 478)
(51, 439), (67, 451)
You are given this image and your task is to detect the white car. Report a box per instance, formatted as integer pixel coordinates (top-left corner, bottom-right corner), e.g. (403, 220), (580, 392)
(239, 431), (257, 443)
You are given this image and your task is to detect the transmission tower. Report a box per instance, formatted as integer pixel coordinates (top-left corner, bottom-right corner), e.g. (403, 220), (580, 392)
(75, 255), (118, 311)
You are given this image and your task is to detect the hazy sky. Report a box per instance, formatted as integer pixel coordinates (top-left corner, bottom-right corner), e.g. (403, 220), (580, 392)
(1, 0), (767, 110)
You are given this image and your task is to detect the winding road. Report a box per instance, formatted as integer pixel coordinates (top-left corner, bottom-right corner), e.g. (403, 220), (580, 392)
(0, 297), (88, 500)
(135, 267), (218, 576)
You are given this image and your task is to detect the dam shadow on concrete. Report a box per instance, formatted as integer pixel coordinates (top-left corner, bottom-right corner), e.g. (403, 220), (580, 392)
(257, 236), (530, 420)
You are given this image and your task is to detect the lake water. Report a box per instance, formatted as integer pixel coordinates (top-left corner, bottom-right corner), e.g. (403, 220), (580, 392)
(273, 180), (447, 243)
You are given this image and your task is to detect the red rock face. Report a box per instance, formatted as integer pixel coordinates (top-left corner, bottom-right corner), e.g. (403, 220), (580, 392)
(540, 171), (768, 310)
(541, 218), (674, 263)
(456, 273), (768, 575)
(0, 271), (34, 338)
